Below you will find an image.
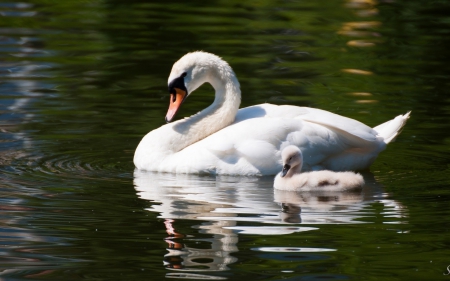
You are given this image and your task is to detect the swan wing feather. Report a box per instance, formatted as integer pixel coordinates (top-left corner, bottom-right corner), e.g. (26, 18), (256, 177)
(238, 104), (379, 142)
(296, 108), (379, 142)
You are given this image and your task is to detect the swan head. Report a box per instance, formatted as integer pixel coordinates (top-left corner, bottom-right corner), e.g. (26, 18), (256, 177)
(166, 51), (233, 123)
(281, 145), (303, 177)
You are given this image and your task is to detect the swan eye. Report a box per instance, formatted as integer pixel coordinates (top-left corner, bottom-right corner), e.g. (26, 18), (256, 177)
(181, 72), (187, 78)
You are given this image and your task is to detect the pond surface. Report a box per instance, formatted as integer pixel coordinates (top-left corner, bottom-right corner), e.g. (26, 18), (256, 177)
(1, 0), (450, 280)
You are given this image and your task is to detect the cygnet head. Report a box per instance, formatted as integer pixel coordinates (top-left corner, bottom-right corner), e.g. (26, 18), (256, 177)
(280, 145), (303, 177)
(166, 51), (234, 122)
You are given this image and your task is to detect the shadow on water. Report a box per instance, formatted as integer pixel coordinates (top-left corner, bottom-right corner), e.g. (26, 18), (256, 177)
(134, 171), (407, 279)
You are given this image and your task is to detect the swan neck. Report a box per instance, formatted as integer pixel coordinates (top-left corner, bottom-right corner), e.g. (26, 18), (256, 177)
(170, 64), (241, 152)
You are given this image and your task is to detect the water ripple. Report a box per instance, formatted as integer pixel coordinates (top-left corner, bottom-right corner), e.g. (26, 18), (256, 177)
(6, 150), (132, 182)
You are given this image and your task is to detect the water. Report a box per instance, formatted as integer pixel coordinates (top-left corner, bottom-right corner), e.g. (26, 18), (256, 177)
(1, 0), (449, 280)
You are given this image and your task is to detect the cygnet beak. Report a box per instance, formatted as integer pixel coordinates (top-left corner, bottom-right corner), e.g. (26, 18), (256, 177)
(281, 164), (291, 177)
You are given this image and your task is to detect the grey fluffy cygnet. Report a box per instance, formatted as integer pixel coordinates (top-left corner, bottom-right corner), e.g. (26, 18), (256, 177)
(274, 145), (364, 191)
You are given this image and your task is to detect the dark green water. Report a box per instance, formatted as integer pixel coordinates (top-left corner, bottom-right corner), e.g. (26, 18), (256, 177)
(1, 0), (449, 280)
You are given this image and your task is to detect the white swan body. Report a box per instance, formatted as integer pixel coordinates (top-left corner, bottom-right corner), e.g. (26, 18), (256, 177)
(274, 145), (364, 191)
(134, 51), (411, 176)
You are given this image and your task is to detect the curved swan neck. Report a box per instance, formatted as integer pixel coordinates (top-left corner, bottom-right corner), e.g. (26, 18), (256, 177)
(170, 57), (241, 152)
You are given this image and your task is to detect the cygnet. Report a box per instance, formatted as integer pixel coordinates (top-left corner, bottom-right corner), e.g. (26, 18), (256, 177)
(274, 145), (365, 191)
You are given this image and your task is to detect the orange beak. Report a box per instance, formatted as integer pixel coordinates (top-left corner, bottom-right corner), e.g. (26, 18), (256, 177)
(165, 87), (187, 123)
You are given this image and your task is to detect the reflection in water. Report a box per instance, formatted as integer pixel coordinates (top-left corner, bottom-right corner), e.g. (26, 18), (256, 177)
(0, 0), (51, 169)
(338, 0), (382, 107)
(134, 171), (407, 278)
(164, 217), (238, 272)
(0, 182), (73, 279)
(345, 0), (379, 17)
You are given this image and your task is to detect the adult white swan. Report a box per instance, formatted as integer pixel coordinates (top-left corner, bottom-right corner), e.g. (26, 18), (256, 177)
(134, 51), (410, 175)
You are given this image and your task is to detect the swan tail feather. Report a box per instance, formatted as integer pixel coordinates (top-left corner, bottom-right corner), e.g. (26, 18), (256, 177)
(373, 111), (411, 144)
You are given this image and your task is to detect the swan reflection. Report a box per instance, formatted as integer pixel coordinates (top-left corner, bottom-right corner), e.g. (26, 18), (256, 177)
(134, 171), (407, 277)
